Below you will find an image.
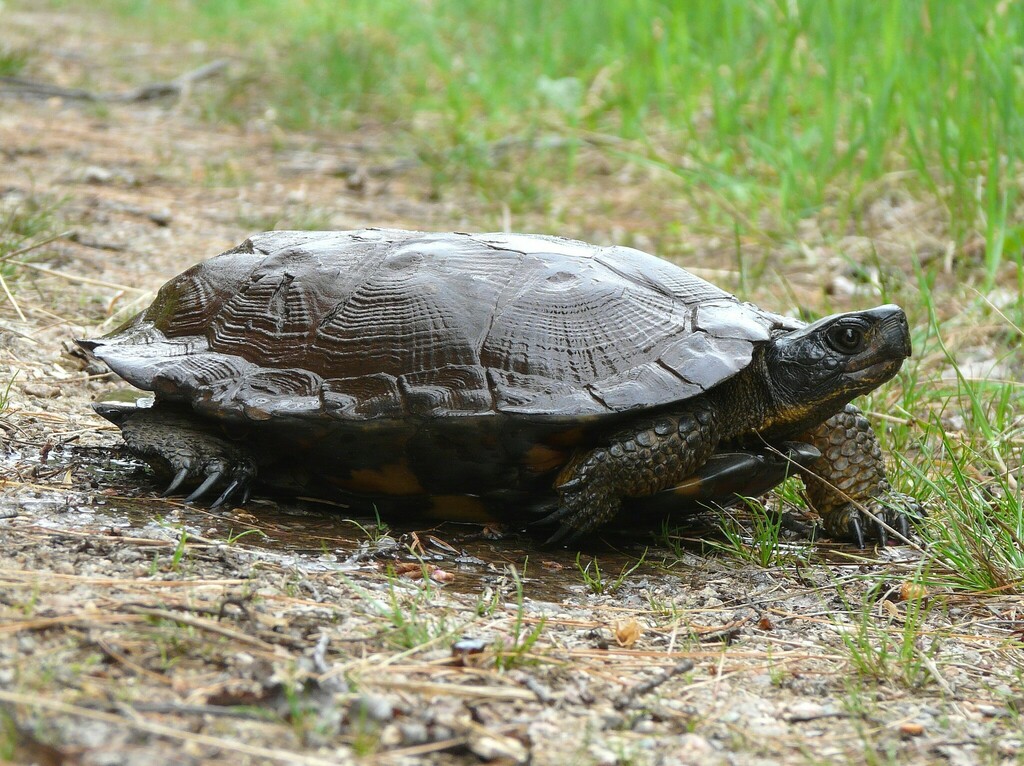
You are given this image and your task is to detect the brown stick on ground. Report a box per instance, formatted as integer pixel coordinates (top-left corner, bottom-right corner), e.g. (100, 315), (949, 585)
(0, 59), (229, 102)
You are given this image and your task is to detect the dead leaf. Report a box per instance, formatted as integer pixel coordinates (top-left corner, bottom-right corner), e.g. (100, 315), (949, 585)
(615, 619), (641, 648)
(900, 582), (928, 601)
(429, 567), (455, 583)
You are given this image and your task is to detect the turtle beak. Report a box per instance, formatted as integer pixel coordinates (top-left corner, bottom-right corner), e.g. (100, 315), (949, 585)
(866, 304), (912, 360)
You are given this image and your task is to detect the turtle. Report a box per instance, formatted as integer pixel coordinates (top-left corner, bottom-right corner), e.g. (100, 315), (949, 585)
(80, 229), (918, 546)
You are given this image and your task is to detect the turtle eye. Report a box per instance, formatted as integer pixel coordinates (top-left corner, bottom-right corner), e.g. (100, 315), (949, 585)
(826, 323), (866, 354)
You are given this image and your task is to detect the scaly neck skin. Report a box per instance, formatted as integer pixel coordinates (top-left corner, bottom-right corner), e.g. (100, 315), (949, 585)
(707, 352), (776, 443)
(709, 349), (840, 446)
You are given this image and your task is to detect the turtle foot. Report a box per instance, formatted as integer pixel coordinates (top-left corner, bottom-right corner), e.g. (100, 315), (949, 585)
(822, 492), (924, 547)
(118, 409), (257, 508)
(539, 474), (621, 546)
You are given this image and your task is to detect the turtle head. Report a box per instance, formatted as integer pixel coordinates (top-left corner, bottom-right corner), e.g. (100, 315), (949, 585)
(760, 304), (911, 435)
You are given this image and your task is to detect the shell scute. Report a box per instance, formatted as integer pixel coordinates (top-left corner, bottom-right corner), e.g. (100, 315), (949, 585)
(658, 333), (752, 391)
(322, 373), (404, 419)
(588, 363), (703, 411)
(398, 364), (493, 415)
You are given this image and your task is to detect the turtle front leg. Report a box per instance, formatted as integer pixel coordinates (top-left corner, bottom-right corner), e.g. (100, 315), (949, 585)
(117, 408), (257, 508)
(542, 405), (721, 544)
(799, 403), (921, 546)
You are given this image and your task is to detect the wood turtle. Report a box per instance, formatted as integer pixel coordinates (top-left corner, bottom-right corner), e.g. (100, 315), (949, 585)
(80, 229), (918, 546)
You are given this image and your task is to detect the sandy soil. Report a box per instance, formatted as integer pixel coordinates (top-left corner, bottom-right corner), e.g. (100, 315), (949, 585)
(1, 6), (1022, 766)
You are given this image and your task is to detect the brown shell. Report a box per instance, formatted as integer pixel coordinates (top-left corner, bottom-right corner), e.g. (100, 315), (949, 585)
(91, 229), (796, 423)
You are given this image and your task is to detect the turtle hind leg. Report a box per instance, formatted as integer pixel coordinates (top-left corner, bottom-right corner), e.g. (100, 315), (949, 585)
(114, 407), (257, 508)
(798, 403), (923, 546)
(541, 404), (721, 544)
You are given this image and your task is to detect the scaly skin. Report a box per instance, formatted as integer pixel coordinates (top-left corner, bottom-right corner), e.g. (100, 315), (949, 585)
(799, 403), (920, 546)
(120, 409), (256, 508)
(544, 404), (721, 543)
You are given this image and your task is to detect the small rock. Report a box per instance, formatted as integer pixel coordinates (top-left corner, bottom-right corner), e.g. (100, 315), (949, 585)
(998, 739), (1021, 756)
(826, 274), (858, 298)
(469, 733), (528, 763)
(80, 165), (115, 184)
(148, 208), (172, 226)
(451, 637), (487, 661)
(345, 169), (367, 193)
(22, 383), (61, 399)
(615, 619), (641, 647)
(632, 717), (655, 733)
(398, 721), (429, 746)
(350, 693), (394, 723)
(587, 745), (619, 766)
(676, 734), (719, 765)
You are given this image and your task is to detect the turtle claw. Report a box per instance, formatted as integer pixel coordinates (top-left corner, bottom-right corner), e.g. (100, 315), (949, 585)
(535, 503), (572, 527)
(162, 467), (190, 497)
(849, 513), (866, 549)
(556, 476), (584, 493)
(875, 519), (888, 547)
(185, 471), (223, 503)
(535, 505), (587, 546)
(211, 479), (242, 510)
(544, 522), (584, 547)
(535, 483), (619, 547)
(823, 492), (923, 547)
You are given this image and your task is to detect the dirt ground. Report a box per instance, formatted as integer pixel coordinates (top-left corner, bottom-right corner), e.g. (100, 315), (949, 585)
(2, 6), (1023, 766)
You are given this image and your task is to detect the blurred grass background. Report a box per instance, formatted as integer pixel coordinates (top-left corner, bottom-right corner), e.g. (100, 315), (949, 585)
(92, 0), (1024, 280)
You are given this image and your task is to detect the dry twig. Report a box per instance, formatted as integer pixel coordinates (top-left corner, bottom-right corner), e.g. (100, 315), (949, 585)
(0, 60), (229, 102)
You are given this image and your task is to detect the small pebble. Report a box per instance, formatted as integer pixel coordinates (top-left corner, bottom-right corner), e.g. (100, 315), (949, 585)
(22, 383), (61, 399)
(350, 693), (393, 723)
(399, 721), (429, 746)
(632, 718), (655, 733)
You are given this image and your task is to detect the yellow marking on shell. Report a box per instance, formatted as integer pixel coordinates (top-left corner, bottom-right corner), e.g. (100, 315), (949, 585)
(547, 427), (587, 447)
(345, 461), (425, 495)
(423, 495), (495, 522)
(524, 444), (567, 475)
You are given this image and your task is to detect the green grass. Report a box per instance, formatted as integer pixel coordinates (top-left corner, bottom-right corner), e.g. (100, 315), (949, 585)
(575, 549), (647, 595)
(0, 46), (30, 76)
(832, 578), (939, 690)
(0, 192), (63, 265)
(492, 563), (546, 670)
(711, 497), (798, 568)
(0, 372), (17, 416)
(85, 0), (1024, 249)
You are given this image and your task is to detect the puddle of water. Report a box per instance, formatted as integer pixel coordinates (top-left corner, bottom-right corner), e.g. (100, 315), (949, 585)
(2, 443), (912, 600)
(2, 443), (682, 600)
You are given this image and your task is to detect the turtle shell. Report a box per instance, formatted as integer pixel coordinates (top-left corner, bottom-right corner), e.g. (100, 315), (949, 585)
(92, 229), (797, 425)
